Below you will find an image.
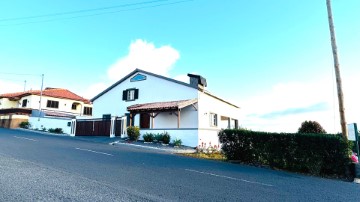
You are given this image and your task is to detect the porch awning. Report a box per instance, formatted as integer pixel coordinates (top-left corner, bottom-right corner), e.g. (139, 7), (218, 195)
(127, 99), (198, 113)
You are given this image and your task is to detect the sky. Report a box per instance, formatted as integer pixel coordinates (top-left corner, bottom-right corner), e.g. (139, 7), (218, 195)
(0, 0), (359, 134)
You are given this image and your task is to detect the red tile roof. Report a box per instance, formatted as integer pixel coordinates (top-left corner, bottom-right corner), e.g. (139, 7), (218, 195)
(0, 88), (91, 104)
(127, 99), (198, 112)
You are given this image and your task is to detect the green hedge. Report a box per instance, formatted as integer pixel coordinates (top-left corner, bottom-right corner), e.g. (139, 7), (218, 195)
(219, 129), (352, 177)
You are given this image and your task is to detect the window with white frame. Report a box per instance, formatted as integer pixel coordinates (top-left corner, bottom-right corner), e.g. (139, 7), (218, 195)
(122, 88), (139, 101)
(127, 89), (135, 101)
(210, 113), (218, 126)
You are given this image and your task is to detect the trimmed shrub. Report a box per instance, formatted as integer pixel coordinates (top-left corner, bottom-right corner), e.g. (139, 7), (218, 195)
(219, 129), (352, 177)
(154, 133), (164, 142)
(54, 128), (63, 133)
(127, 126), (140, 141)
(298, 120), (326, 134)
(162, 131), (170, 144)
(173, 138), (182, 146)
(19, 121), (31, 129)
(143, 133), (154, 142)
(48, 128), (63, 134)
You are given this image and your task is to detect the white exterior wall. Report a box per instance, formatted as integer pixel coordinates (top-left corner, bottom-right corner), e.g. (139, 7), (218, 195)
(196, 91), (240, 149)
(197, 91), (240, 130)
(0, 114), (29, 120)
(93, 72), (198, 121)
(0, 98), (17, 109)
(198, 129), (221, 149)
(16, 95), (92, 116)
(140, 129), (198, 147)
(29, 117), (72, 134)
(145, 104), (198, 129)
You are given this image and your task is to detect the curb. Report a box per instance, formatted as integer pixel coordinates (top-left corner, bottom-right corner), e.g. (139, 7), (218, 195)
(16, 128), (70, 137)
(113, 141), (196, 154)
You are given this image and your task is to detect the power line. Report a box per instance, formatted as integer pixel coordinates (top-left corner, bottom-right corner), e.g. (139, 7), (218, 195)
(0, 72), (42, 76)
(0, 0), (168, 22)
(0, 78), (25, 82)
(0, 0), (192, 26)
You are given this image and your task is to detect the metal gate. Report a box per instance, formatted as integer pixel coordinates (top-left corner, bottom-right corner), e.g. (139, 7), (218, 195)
(75, 118), (111, 136)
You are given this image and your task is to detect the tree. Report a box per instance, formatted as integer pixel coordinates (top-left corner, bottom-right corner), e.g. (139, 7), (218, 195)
(298, 121), (327, 134)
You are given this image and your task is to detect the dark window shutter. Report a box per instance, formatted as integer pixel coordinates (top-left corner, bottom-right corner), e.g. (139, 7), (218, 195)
(122, 90), (127, 100)
(126, 113), (130, 126)
(134, 89), (139, 99)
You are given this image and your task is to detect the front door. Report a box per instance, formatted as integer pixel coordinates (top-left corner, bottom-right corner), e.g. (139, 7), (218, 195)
(140, 113), (150, 129)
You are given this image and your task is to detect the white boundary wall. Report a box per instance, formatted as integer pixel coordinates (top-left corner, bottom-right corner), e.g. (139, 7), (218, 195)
(29, 117), (72, 134)
(140, 129), (198, 147)
(198, 129), (221, 149)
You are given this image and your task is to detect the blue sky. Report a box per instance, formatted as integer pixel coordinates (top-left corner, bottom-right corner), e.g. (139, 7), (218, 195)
(1, 0), (359, 133)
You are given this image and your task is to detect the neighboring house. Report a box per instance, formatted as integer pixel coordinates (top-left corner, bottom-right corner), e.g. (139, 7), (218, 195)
(0, 88), (92, 133)
(86, 69), (240, 147)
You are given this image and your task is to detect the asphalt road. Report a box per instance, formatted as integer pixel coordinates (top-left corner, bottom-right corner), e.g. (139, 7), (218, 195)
(0, 128), (359, 201)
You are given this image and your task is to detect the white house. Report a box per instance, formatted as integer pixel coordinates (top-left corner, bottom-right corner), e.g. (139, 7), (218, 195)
(88, 69), (240, 147)
(0, 88), (92, 133)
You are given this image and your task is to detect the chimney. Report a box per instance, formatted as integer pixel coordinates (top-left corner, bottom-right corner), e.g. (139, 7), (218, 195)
(187, 73), (207, 90)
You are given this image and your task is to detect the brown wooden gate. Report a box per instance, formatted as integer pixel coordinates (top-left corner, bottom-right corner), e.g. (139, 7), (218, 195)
(75, 119), (111, 136)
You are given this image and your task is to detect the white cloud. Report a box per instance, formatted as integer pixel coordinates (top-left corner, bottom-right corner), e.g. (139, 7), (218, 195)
(107, 39), (180, 81)
(83, 39), (183, 101)
(81, 82), (108, 100)
(173, 74), (193, 84)
(0, 80), (23, 94)
(240, 72), (360, 134)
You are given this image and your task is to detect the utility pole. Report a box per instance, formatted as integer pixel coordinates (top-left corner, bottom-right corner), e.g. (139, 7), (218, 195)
(24, 80), (26, 92)
(326, 0), (347, 140)
(38, 74), (44, 121)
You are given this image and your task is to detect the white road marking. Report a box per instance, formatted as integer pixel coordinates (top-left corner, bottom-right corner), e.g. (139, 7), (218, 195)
(75, 148), (113, 156)
(13, 136), (37, 142)
(185, 169), (274, 187)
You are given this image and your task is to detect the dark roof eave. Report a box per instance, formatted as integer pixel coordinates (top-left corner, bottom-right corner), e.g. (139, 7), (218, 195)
(203, 91), (240, 109)
(128, 108), (179, 114)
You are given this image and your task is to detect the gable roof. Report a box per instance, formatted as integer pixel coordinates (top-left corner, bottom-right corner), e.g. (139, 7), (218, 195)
(203, 91), (239, 109)
(91, 68), (240, 108)
(91, 69), (195, 102)
(0, 88), (91, 104)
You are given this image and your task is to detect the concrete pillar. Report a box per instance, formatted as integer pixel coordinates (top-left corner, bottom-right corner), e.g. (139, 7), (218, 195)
(70, 119), (76, 137)
(110, 116), (116, 138)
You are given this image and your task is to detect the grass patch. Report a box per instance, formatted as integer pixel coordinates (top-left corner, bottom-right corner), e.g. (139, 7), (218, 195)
(182, 152), (226, 161)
